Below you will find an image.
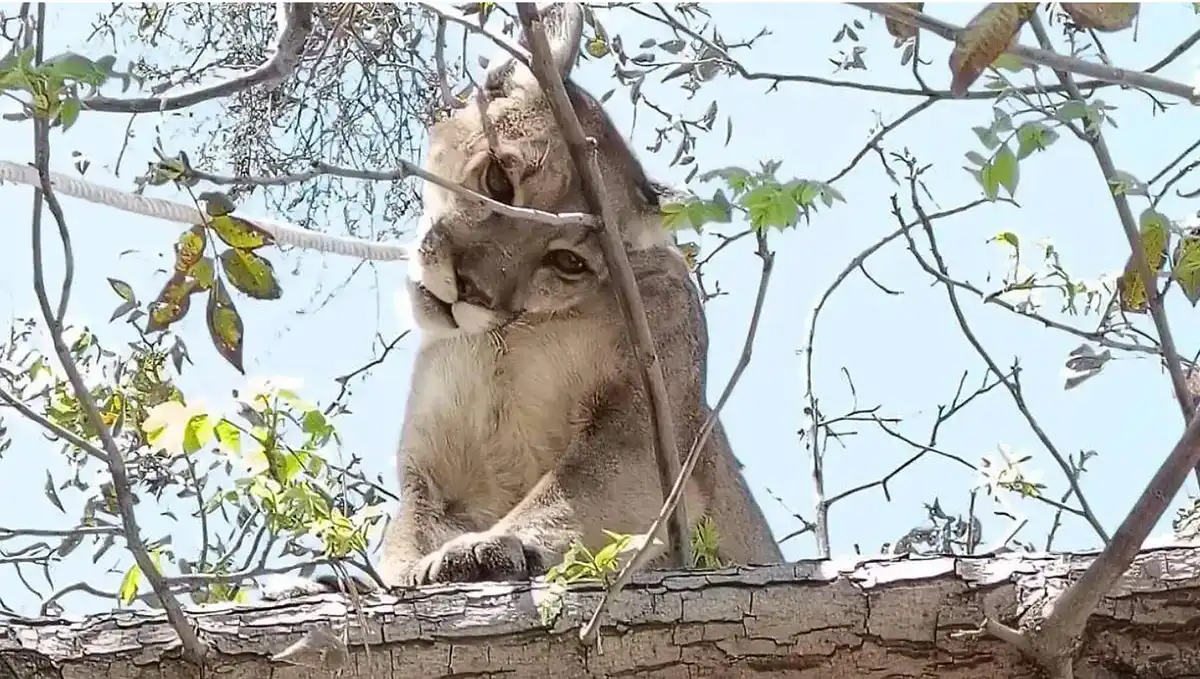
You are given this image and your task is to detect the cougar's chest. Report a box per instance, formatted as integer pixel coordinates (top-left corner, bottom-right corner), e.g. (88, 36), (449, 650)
(402, 322), (620, 522)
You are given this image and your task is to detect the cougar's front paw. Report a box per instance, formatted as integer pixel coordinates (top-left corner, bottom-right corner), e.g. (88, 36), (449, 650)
(410, 531), (545, 585)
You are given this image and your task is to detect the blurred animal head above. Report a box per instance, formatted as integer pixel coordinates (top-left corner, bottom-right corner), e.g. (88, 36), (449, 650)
(405, 2), (673, 340)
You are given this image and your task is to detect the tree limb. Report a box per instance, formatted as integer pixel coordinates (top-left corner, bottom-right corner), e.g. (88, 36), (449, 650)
(850, 2), (1199, 104)
(81, 3), (315, 114)
(514, 4), (691, 574)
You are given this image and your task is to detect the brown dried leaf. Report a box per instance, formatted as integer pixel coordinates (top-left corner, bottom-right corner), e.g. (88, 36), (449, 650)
(885, 3), (924, 41)
(146, 272), (195, 333)
(948, 3), (1039, 97)
(1061, 3), (1138, 32)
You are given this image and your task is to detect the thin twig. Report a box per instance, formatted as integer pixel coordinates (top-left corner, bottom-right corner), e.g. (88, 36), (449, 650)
(433, 17), (465, 112)
(852, 3), (1199, 104)
(26, 7), (204, 660)
(419, 1), (531, 69)
(579, 231), (774, 646)
(192, 160), (597, 228)
(515, 4), (690, 571)
(83, 3), (314, 113)
(1027, 15), (1197, 474)
(636, 3), (1191, 103)
(896, 184), (1110, 546)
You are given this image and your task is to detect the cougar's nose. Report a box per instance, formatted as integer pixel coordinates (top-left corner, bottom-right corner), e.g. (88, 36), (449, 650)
(456, 271), (496, 309)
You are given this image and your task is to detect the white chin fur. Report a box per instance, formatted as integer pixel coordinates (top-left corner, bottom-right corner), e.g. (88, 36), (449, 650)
(451, 302), (499, 334)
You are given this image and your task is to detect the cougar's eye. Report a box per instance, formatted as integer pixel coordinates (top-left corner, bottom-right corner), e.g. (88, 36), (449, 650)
(545, 249), (588, 276)
(483, 156), (514, 204)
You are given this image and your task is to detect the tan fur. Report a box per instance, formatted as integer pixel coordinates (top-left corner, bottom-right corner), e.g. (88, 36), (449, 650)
(359, 3), (780, 589)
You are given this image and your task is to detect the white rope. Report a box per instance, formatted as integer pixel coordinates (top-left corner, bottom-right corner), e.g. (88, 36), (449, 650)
(0, 160), (410, 262)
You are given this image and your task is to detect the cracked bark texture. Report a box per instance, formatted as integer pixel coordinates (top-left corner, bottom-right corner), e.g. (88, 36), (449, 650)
(2, 545), (1200, 678)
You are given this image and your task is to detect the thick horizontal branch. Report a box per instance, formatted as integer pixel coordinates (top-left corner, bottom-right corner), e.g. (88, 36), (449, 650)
(81, 3), (315, 113)
(4, 545), (1200, 677)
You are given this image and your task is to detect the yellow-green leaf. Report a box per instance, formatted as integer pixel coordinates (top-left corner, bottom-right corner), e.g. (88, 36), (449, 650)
(586, 37), (609, 58)
(191, 256), (215, 291)
(948, 3), (1039, 97)
(1173, 233), (1200, 306)
(219, 248), (283, 300)
(214, 418), (242, 454)
(206, 279), (245, 374)
(991, 143), (1019, 197)
(1136, 208), (1170, 274)
(208, 214), (275, 250)
(107, 277), (135, 302)
(118, 562), (141, 605)
(174, 225), (207, 274)
(1060, 3), (1138, 32)
(183, 413), (214, 455)
(1116, 267), (1148, 314)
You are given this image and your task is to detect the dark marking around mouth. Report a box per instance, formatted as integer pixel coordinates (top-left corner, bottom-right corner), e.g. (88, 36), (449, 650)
(417, 283), (458, 329)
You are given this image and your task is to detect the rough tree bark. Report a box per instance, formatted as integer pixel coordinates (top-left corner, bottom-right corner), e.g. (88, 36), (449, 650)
(2, 544), (1199, 678)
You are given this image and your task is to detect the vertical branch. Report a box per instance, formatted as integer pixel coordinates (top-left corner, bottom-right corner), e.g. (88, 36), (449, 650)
(514, 4), (691, 569)
(1027, 16), (1198, 479)
(25, 4), (205, 662)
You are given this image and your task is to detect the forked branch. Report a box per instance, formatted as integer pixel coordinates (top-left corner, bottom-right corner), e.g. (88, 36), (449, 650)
(82, 2), (315, 114)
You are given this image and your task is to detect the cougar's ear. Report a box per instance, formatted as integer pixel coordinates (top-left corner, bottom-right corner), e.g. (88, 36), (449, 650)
(487, 3), (583, 98)
(532, 2), (584, 81)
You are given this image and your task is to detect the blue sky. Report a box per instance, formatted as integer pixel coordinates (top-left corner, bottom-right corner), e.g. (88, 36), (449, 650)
(2, 3), (1199, 618)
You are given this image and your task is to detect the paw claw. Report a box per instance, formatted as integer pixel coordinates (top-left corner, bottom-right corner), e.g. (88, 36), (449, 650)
(411, 531), (534, 584)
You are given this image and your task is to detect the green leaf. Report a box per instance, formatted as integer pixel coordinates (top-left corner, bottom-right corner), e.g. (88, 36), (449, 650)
(1172, 234), (1200, 306)
(213, 418), (242, 454)
(964, 151), (987, 167)
(118, 562), (141, 605)
(182, 414), (213, 455)
(219, 248), (283, 300)
(199, 191), (237, 217)
(191, 256), (215, 291)
(58, 96), (80, 130)
(1015, 122), (1059, 159)
(975, 164), (1000, 201)
(206, 279), (245, 374)
(989, 231), (1020, 249)
(972, 125), (1001, 150)
(743, 184), (799, 232)
(990, 52), (1025, 72)
(991, 144), (1019, 197)
(108, 277), (136, 302)
(42, 52), (108, 86)
(207, 214), (275, 250)
(1056, 100), (1089, 122)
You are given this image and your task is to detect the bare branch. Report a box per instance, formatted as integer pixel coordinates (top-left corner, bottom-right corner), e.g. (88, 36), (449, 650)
(850, 3), (1199, 104)
(514, 4), (691, 575)
(192, 160), (597, 228)
(895, 179), (1110, 546)
(26, 7), (205, 661)
(82, 3), (315, 114)
(636, 3), (1193, 102)
(1032, 16), (1196, 444)
(580, 232), (775, 646)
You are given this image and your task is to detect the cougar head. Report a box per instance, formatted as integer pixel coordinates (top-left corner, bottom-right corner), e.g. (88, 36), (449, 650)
(406, 2), (672, 339)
